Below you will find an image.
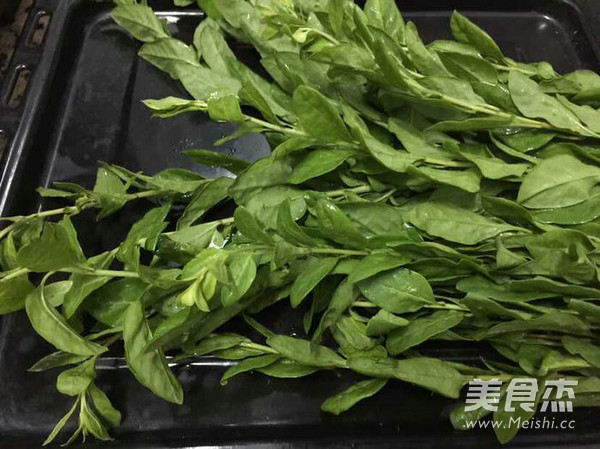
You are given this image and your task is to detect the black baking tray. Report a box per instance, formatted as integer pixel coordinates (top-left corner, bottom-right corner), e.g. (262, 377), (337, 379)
(1, 0), (600, 447)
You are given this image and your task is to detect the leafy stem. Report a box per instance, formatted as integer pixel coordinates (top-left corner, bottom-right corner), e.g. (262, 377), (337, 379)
(245, 115), (308, 138)
(67, 267), (140, 279)
(324, 185), (372, 197)
(0, 200), (96, 241)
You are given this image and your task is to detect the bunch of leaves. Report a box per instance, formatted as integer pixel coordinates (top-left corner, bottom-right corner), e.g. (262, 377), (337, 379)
(2, 0), (600, 444)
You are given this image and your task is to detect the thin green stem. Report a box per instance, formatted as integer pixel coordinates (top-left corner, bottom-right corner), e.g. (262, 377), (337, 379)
(435, 91), (552, 129)
(216, 217), (235, 226)
(353, 300), (378, 308)
(310, 28), (340, 45)
(0, 201), (95, 240)
(311, 248), (369, 256)
(425, 303), (470, 312)
(373, 189), (397, 203)
(246, 116), (308, 138)
(491, 62), (537, 76)
(325, 185), (372, 197)
(423, 157), (472, 168)
(239, 341), (278, 354)
(66, 267), (139, 279)
(125, 189), (165, 200)
(86, 327), (123, 341)
(0, 267), (30, 281)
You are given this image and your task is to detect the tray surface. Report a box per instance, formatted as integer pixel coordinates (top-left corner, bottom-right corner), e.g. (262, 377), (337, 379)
(1, 0), (600, 447)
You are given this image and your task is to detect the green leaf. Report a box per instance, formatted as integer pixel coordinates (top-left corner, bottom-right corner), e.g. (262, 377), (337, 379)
(220, 354), (280, 384)
(486, 312), (591, 337)
(290, 257), (338, 308)
(508, 71), (590, 135)
(267, 335), (346, 368)
(388, 118), (452, 160)
(175, 64), (241, 101)
(62, 251), (115, 319)
(111, 4), (170, 43)
(450, 11), (503, 60)
(347, 252), (410, 284)
(92, 167), (127, 219)
(178, 269), (216, 311)
(312, 43), (377, 75)
(562, 336), (600, 368)
(343, 104), (420, 172)
(407, 166), (481, 194)
(358, 267), (435, 314)
(364, 0), (405, 42)
(488, 133), (539, 164)
(517, 154), (600, 209)
(313, 280), (358, 340)
(0, 275), (34, 314)
(531, 195), (600, 225)
(493, 387), (541, 444)
(558, 95), (600, 133)
(288, 149), (355, 184)
(458, 144), (528, 180)
(565, 70), (600, 105)
(43, 397), (81, 446)
(85, 278), (147, 326)
(495, 239), (528, 270)
(450, 398), (495, 431)
(386, 310), (464, 355)
(28, 351), (88, 372)
(80, 398), (112, 441)
(405, 22), (450, 77)
(321, 378), (388, 415)
(481, 196), (542, 231)
(158, 222), (218, 264)
(17, 221), (84, 271)
(25, 287), (106, 356)
(194, 19), (236, 75)
(314, 199), (369, 249)
(221, 254), (256, 306)
(139, 38), (199, 78)
(234, 207), (273, 244)
(186, 334), (248, 356)
(229, 156), (293, 204)
(276, 199), (315, 246)
(184, 150), (249, 175)
(407, 201), (523, 245)
(89, 384), (121, 428)
(117, 204), (170, 270)
(495, 130), (555, 153)
(207, 92), (244, 122)
(177, 177), (233, 229)
(338, 202), (411, 236)
(568, 299), (600, 320)
(428, 39), (481, 56)
(256, 358), (319, 378)
(438, 52), (498, 84)
(240, 79), (283, 125)
(122, 300), (183, 404)
(334, 315), (375, 351)
(366, 310), (409, 337)
(56, 357), (96, 396)
(348, 356), (466, 398)
(293, 85), (353, 143)
(427, 116), (512, 132)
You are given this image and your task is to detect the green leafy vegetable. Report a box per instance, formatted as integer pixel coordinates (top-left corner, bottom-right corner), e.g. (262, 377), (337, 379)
(4, 1), (600, 444)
